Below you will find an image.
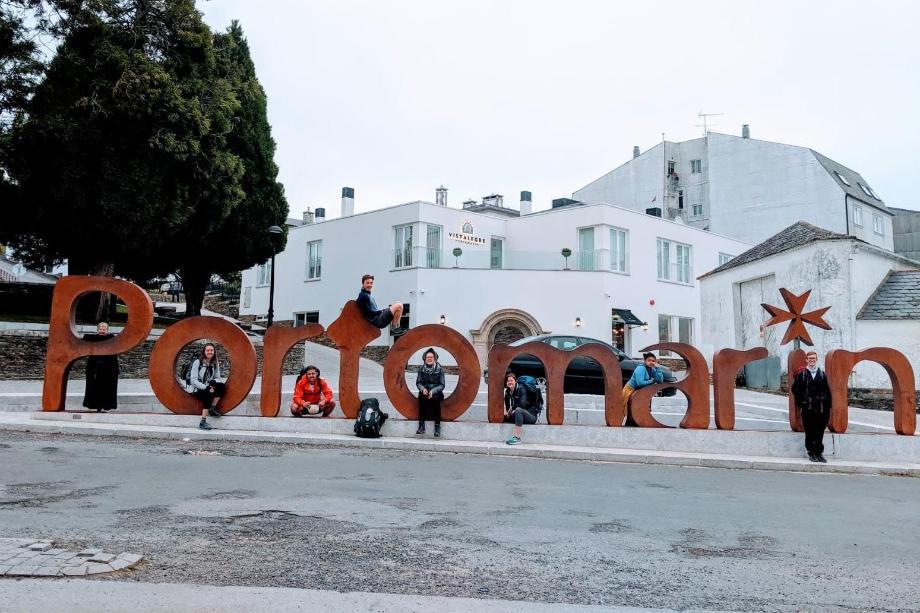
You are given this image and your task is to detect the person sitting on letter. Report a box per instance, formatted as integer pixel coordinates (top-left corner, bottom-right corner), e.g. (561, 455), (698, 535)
(622, 352), (664, 416)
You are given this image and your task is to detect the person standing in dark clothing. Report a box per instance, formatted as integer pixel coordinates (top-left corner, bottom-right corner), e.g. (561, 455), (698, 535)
(82, 322), (119, 412)
(356, 274), (405, 333)
(415, 348), (445, 437)
(791, 350), (833, 463)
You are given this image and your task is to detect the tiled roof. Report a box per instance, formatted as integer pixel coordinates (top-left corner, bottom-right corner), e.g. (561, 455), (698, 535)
(857, 271), (920, 320)
(810, 150), (889, 214)
(699, 221), (856, 279)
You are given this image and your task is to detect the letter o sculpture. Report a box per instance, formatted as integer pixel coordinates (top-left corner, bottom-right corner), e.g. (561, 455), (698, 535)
(148, 316), (257, 415)
(383, 324), (481, 421)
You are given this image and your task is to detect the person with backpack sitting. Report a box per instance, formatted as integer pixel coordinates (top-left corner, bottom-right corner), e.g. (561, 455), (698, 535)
(622, 352), (664, 422)
(503, 371), (542, 445)
(290, 365), (336, 417)
(184, 343), (226, 430)
(415, 348), (445, 437)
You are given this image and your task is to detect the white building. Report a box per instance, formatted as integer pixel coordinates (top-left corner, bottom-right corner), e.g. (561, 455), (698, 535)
(699, 221), (920, 389)
(572, 127), (894, 251)
(240, 189), (750, 366)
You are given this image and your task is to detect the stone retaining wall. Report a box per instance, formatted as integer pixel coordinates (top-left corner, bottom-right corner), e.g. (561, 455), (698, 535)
(0, 330), (303, 380)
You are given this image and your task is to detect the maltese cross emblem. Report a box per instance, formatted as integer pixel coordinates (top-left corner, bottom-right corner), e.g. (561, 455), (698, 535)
(761, 288), (832, 346)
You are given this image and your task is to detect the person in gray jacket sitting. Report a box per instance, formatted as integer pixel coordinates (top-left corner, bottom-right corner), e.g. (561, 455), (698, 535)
(415, 348), (445, 437)
(185, 343), (226, 430)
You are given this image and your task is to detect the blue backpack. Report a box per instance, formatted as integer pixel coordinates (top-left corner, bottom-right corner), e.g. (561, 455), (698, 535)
(516, 375), (544, 411)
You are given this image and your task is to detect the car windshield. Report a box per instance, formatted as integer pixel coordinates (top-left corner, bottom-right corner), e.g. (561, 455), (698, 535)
(509, 335), (629, 360)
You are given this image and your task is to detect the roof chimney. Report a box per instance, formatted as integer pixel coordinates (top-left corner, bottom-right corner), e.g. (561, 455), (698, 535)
(520, 190), (532, 215)
(742, 124), (750, 139)
(315, 207), (326, 222)
(435, 185), (447, 206)
(341, 187), (355, 217)
(302, 207), (314, 225)
(633, 145), (640, 159)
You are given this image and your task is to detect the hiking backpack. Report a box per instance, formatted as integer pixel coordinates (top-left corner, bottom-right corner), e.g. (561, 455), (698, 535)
(354, 398), (385, 438)
(516, 375), (544, 411)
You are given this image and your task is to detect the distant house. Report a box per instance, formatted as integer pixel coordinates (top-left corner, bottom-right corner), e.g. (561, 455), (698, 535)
(0, 255), (59, 285)
(699, 221), (920, 390)
(573, 127), (893, 251)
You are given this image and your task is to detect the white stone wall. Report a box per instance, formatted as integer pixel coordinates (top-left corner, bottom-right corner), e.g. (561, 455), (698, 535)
(700, 238), (917, 387)
(241, 200), (749, 365)
(856, 320), (920, 388)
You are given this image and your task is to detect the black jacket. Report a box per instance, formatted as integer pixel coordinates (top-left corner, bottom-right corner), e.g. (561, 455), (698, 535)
(504, 384), (540, 417)
(416, 365), (445, 399)
(356, 289), (382, 320)
(791, 368), (832, 413)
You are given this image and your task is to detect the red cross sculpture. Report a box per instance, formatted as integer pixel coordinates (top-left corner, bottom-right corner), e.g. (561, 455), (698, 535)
(761, 288), (832, 346)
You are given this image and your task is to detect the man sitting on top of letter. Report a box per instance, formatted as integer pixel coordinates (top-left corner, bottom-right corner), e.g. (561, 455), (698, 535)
(356, 274), (405, 334)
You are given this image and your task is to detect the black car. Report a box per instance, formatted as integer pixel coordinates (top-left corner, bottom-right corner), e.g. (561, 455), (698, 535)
(484, 334), (678, 396)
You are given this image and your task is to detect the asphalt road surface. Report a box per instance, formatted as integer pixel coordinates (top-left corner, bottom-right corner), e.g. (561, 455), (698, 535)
(1, 430), (918, 611)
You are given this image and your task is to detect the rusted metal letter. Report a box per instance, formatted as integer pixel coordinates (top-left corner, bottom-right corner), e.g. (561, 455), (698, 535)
(786, 349), (806, 432)
(326, 301), (381, 419)
(712, 347), (768, 430)
(382, 324), (481, 421)
(148, 316), (257, 415)
(260, 323), (325, 416)
(825, 348), (916, 436)
(43, 276), (153, 411)
(487, 342), (622, 425)
(628, 343), (710, 429)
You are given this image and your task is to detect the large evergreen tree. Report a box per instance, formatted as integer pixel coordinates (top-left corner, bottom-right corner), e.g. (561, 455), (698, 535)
(177, 20), (287, 315)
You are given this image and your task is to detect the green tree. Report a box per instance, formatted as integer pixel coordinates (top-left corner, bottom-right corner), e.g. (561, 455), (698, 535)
(176, 20), (287, 316)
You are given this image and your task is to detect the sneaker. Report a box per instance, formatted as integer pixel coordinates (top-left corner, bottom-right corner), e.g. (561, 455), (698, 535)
(391, 326), (408, 336)
(807, 453), (819, 463)
(505, 436), (521, 446)
(817, 454), (827, 463)
(199, 420), (213, 431)
(415, 424), (425, 435)
(208, 407), (222, 418)
(434, 424), (441, 438)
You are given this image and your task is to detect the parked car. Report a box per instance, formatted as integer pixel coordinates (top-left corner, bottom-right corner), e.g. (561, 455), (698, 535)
(483, 334), (678, 396)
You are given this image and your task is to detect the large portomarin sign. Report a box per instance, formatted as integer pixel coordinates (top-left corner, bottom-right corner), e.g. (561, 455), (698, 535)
(43, 276), (917, 436)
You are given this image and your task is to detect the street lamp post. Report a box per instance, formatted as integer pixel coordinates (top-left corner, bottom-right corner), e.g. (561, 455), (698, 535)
(266, 225), (284, 328)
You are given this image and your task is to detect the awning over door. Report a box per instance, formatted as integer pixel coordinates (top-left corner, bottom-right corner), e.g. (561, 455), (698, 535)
(611, 308), (644, 326)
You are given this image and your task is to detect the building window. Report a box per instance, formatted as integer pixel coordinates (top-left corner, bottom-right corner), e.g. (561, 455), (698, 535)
(858, 182), (875, 199)
(835, 171), (851, 186)
(426, 224), (441, 268)
(578, 227), (595, 271)
(294, 311), (319, 326)
(490, 237), (503, 269)
(853, 205), (863, 227)
(658, 314), (693, 356)
(718, 253), (734, 265)
(873, 214), (884, 235)
(396, 303), (410, 332)
(610, 228), (628, 273)
(677, 190), (684, 209)
(690, 159), (702, 174)
(243, 287), (251, 308)
(256, 260), (271, 286)
(306, 240), (322, 279)
(657, 239), (692, 284)
(692, 204), (703, 216)
(394, 224), (414, 268)
(667, 160), (676, 175)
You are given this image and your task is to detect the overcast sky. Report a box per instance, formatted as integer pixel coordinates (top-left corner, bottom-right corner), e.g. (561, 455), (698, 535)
(200, 0), (920, 218)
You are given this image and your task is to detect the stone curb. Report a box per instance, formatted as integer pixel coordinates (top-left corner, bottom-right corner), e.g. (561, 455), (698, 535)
(0, 416), (917, 478)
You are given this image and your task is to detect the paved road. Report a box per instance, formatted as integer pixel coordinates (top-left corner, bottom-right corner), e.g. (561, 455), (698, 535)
(0, 431), (917, 611)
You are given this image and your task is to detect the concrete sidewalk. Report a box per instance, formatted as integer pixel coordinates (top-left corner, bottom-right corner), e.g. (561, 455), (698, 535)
(0, 579), (701, 613)
(2, 411), (917, 477)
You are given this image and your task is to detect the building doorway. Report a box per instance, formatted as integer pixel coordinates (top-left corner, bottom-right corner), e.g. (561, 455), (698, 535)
(612, 321), (627, 352)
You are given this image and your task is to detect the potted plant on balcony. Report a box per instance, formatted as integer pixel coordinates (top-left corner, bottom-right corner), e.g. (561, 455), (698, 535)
(561, 247), (572, 270)
(452, 247), (463, 268)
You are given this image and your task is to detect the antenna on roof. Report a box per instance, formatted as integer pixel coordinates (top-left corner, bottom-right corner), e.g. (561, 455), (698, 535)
(695, 111), (724, 136)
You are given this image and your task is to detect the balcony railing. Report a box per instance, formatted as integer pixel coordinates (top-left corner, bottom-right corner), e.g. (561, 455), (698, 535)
(392, 247), (627, 272)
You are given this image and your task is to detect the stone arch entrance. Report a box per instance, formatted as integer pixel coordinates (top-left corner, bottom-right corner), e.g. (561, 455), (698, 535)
(470, 309), (548, 367)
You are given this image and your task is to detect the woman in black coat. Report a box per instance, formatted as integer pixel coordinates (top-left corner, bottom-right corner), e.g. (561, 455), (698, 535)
(415, 348), (445, 437)
(82, 321), (119, 412)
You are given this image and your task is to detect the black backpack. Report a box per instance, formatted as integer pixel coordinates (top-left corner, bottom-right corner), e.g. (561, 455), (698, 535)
(180, 359), (196, 387)
(517, 375), (544, 411)
(354, 398), (387, 438)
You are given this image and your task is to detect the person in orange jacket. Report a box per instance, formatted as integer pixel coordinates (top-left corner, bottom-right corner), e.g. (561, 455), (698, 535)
(290, 365), (336, 417)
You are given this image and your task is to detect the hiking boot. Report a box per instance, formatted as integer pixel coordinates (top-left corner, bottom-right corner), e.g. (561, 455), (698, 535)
(199, 419), (213, 431)
(208, 407), (222, 418)
(505, 436), (521, 446)
(817, 454), (827, 463)
(807, 453), (819, 462)
(434, 423), (441, 438)
(416, 423), (425, 435)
